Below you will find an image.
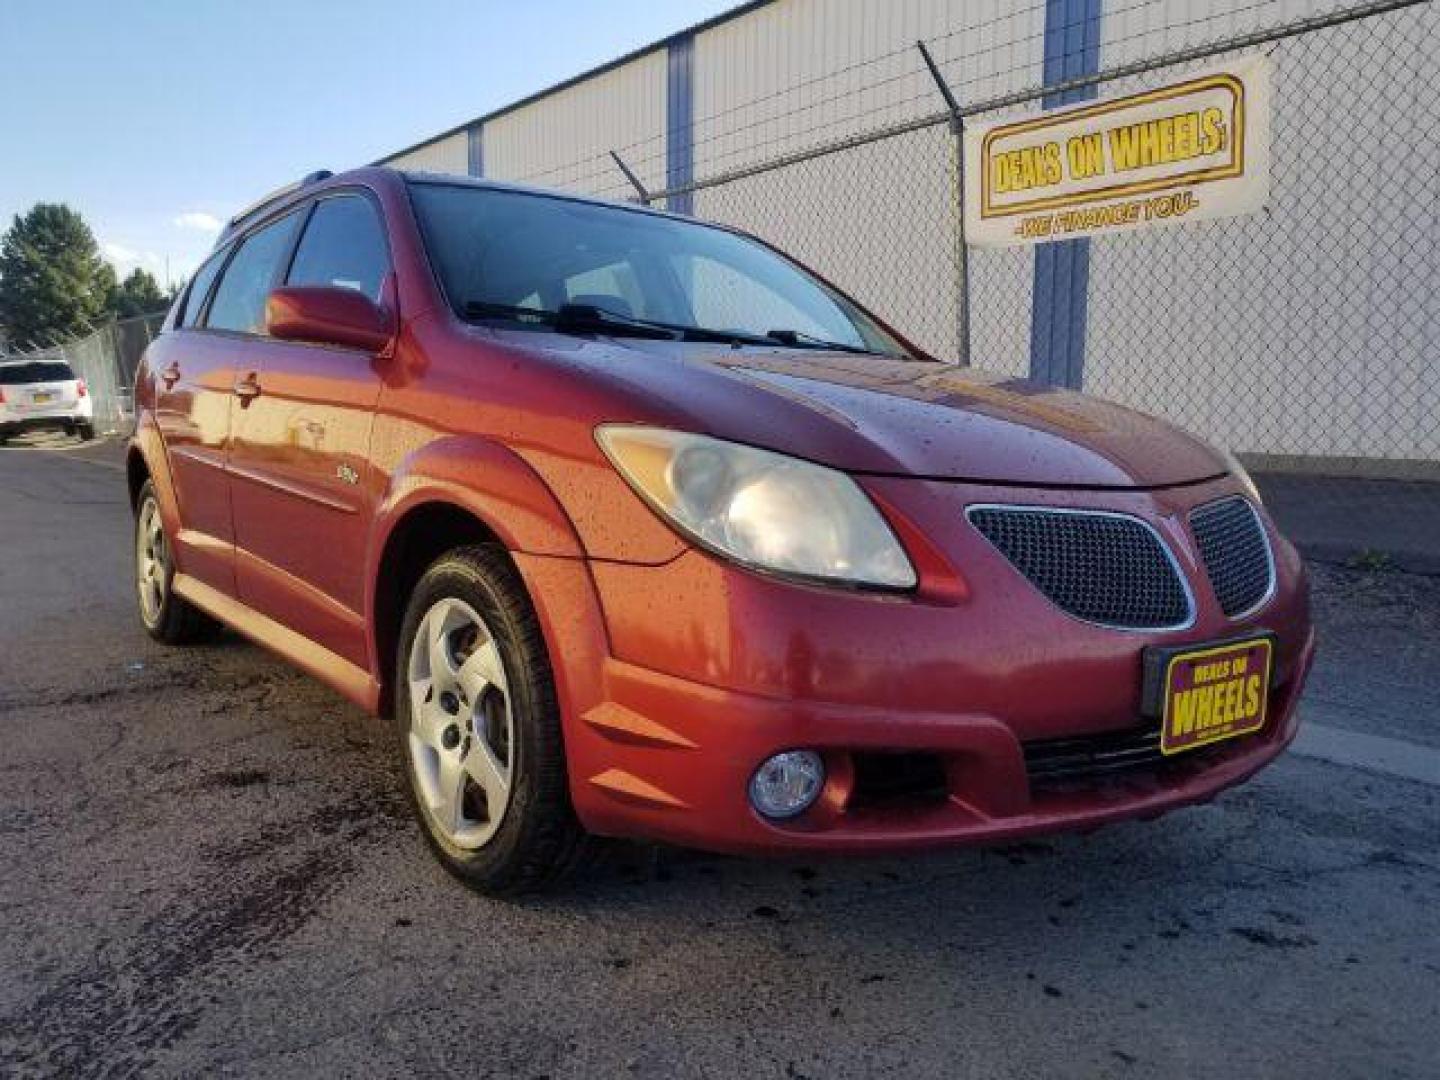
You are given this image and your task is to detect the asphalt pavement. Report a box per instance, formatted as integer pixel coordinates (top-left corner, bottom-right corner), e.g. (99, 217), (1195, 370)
(1, 435), (1437, 1079)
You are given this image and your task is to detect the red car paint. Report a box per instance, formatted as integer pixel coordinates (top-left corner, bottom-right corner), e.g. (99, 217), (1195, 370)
(128, 167), (1313, 855)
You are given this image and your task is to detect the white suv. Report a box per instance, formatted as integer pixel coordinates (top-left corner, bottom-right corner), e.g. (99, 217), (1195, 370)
(0, 359), (95, 444)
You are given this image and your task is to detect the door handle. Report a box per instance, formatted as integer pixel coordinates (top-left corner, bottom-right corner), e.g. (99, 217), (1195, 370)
(160, 362), (181, 388)
(234, 373), (262, 406)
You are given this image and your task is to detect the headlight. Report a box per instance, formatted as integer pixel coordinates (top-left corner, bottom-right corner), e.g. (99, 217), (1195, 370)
(596, 425), (917, 590)
(1220, 448), (1262, 504)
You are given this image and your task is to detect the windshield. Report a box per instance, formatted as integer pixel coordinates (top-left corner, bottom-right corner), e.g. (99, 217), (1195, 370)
(0, 361), (74, 384)
(409, 181), (910, 358)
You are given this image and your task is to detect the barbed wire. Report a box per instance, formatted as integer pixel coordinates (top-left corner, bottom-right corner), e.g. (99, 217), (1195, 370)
(643, 0), (1426, 202)
(501, 0), (1417, 201)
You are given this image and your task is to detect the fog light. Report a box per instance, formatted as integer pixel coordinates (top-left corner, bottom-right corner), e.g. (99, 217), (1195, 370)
(749, 750), (825, 820)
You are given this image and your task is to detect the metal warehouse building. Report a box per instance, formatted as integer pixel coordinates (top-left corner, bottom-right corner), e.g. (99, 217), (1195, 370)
(378, 0), (1437, 478)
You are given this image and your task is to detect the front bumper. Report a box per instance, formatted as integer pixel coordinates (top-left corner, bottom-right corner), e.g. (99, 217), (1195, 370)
(520, 473), (1315, 855)
(568, 635), (1311, 854)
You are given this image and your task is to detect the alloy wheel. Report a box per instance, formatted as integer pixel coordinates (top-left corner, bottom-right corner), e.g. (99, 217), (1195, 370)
(406, 597), (514, 850)
(136, 498), (168, 626)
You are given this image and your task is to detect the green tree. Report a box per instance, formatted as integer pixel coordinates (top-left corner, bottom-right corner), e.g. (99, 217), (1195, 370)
(0, 203), (112, 348)
(108, 267), (169, 319)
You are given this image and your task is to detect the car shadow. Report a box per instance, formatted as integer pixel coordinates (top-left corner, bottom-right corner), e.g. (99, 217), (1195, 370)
(150, 628), (1279, 927)
(0, 430), (103, 450)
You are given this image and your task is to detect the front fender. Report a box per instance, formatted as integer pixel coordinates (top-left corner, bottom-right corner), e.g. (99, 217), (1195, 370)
(362, 433), (590, 709)
(370, 433), (586, 561)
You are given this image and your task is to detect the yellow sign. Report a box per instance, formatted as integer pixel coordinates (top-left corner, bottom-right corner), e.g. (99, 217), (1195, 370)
(1160, 637), (1273, 756)
(964, 56), (1270, 247)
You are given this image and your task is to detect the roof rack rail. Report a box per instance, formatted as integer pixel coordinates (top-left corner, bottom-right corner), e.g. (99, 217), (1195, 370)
(217, 169), (334, 245)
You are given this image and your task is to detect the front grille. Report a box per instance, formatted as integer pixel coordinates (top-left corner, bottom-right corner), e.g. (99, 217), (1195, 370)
(967, 507), (1192, 630)
(1190, 497), (1274, 617)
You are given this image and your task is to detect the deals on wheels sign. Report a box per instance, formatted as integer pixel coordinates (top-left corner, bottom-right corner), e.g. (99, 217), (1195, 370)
(963, 55), (1271, 248)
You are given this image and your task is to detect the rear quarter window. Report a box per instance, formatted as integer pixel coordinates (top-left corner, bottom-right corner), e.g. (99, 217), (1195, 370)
(178, 249), (228, 329)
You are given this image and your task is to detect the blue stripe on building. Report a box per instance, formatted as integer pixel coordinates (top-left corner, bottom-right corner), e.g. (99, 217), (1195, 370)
(1029, 0), (1102, 389)
(666, 33), (695, 214)
(466, 123), (484, 177)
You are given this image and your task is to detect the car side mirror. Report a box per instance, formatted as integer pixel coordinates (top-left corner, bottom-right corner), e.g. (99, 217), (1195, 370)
(266, 285), (395, 355)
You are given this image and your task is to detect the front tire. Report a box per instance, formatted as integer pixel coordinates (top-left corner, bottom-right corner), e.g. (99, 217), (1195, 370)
(134, 481), (218, 644)
(77, 422), (96, 441)
(395, 545), (585, 895)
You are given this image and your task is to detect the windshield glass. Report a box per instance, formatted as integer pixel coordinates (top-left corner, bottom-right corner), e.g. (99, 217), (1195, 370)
(409, 182), (910, 358)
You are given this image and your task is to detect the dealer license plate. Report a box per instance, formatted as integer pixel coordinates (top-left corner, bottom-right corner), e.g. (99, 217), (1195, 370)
(1158, 637), (1273, 755)
(32, 391), (55, 404)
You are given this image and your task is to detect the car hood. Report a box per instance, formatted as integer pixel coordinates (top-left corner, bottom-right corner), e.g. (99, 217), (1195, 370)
(503, 333), (1229, 488)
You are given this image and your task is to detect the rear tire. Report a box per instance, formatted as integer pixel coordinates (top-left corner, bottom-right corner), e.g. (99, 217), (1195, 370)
(77, 422), (96, 441)
(134, 480), (219, 644)
(395, 545), (586, 895)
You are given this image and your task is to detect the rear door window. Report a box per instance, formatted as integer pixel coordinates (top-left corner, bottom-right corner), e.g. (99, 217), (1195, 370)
(286, 195), (389, 301)
(206, 211), (303, 335)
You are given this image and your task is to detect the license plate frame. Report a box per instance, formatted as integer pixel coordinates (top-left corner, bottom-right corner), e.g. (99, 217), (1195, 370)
(31, 391), (55, 405)
(1142, 635), (1275, 756)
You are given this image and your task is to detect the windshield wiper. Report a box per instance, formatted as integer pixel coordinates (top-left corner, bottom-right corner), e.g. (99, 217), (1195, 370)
(462, 300), (888, 356)
(765, 328), (876, 355)
(464, 300), (782, 348)
(462, 300), (675, 340)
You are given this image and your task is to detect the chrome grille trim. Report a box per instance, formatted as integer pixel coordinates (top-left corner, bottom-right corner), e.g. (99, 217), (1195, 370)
(1023, 723), (1230, 789)
(1024, 724), (1165, 784)
(1189, 497), (1276, 619)
(966, 504), (1196, 633)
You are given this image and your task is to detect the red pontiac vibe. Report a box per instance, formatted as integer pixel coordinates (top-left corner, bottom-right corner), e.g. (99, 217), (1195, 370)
(127, 168), (1314, 894)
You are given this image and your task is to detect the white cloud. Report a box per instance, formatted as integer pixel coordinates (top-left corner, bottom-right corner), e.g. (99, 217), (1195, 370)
(101, 241), (166, 278)
(102, 241), (149, 266)
(173, 211), (222, 234)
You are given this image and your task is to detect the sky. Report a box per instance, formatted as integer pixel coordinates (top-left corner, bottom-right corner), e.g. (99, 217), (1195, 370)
(0, 0), (736, 287)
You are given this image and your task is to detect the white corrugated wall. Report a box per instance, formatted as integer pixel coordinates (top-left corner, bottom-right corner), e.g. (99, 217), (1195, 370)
(384, 130), (469, 174)
(687, 0), (1047, 363)
(484, 51), (669, 201)
(690, 0), (1045, 177)
(1083, 0), (1439, 462)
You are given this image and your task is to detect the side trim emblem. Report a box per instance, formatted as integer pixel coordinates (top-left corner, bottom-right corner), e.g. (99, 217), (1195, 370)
(336, 463), (360, 486)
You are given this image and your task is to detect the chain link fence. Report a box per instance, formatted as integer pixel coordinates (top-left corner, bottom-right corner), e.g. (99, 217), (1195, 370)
(614, 0), (1437, 567)
(970, 1), (1437, 474)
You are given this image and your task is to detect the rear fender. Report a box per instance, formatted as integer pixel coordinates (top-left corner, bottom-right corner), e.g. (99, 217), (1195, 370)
(127, 414), (180, 535)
